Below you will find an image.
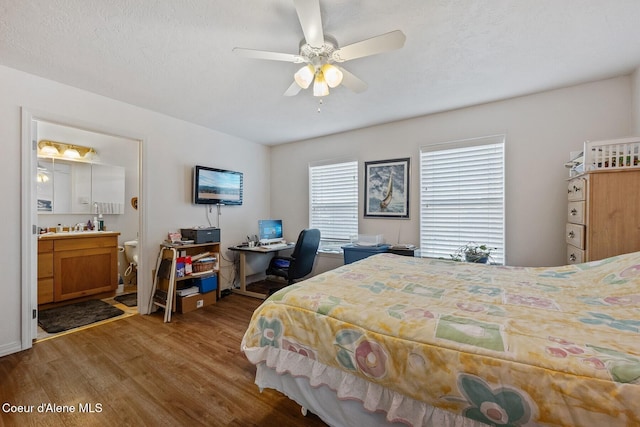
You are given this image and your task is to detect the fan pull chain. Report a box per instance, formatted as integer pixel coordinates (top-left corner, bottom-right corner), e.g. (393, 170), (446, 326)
(317, 98), (323, 113)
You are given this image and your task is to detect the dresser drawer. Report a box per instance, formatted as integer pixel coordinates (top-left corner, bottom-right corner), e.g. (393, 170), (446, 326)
(567, 245), (585, 264)
(567, 201), (585, 224)
(565, 223), (585, 249)
(567, 178), (587, 201)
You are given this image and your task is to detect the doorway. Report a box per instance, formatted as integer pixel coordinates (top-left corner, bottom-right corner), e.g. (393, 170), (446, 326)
(21, 109), (144, 346)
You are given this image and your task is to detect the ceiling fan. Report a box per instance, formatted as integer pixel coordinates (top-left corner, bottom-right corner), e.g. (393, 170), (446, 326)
(233, 0), (406, 97)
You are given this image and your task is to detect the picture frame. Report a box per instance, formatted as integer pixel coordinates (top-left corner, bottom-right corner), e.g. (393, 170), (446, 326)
(364, 157), (410, 218)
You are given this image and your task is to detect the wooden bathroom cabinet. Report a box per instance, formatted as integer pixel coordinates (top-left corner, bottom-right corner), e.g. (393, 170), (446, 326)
(37, 240), (54, 304)
(38, 232), (120, 304)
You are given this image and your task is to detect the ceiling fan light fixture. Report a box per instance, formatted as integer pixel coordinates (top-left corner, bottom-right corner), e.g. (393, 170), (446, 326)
(321, 63), (343, 88)
(294, 64), (315, 89)
(233, 2), (406, 99)
(313, 71), (329, 97)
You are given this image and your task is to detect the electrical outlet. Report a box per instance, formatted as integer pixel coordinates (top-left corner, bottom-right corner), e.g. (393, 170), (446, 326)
(196, 299), (204, 308)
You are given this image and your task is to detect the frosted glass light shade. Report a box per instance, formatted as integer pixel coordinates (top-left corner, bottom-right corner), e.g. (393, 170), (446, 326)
(313, 72), (329, 97)
(63, 148), (81, 159)
(83, 149), (100, 162)
(294, 64), (315, 89)
(321, 64), (343, 88)
(39, 145), (59, 156)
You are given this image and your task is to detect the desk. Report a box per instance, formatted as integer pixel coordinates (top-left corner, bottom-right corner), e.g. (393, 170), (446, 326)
(229, 244), (294, 299)
(342, 244), (390, 264)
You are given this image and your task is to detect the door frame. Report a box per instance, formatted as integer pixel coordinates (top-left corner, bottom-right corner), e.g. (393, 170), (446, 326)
(20, 108), (146, 348)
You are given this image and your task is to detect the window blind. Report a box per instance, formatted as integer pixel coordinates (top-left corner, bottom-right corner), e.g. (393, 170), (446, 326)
(309, 161), (358, 245)
(420, 136), (505, 264)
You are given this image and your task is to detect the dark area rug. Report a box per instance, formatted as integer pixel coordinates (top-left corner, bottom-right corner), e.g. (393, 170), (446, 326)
(38, 299), (125, 333)
(247, 279), (287, 295)
(114, 292), (138, 307)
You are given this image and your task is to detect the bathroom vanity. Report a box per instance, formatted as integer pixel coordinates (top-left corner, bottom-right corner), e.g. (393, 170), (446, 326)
(38, 232), (120, 305)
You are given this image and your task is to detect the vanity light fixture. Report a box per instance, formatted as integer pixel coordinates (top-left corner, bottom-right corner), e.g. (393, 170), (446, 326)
(63, 148), (81, 159)
(37, 140), (98, 161)
(39, 144), (59, 156)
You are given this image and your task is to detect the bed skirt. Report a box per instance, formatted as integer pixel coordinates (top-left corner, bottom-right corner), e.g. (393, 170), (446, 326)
(252, 350), (488, 427)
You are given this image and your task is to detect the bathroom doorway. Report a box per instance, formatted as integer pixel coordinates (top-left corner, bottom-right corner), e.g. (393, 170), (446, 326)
(22, 110), (143, 343)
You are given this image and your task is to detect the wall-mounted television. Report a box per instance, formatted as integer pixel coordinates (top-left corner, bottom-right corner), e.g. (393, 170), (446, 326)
(193, 165), (243, 205)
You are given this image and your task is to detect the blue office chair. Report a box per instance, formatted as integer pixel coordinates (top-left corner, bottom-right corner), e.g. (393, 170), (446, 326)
(266, 228), (321, 287)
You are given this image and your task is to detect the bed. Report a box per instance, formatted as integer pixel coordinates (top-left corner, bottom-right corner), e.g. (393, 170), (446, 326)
(241, 252), (640, 426)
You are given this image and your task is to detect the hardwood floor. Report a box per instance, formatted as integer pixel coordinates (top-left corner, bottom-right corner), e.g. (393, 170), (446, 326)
(0, 294), (327, 426)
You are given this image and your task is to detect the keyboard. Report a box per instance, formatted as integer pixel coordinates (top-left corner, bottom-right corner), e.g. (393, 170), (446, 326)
(264, 243), (289, 249)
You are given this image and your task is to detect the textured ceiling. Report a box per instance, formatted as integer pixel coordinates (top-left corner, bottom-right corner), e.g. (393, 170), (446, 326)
(2, 0), (640, 145)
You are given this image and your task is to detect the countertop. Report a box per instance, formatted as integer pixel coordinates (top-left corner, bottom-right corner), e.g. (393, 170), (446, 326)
(39, 231), (120, 240)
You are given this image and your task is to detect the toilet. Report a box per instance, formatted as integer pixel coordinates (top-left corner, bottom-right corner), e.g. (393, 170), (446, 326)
(123, 240), (138, 280)
(124, 240), (138, 266)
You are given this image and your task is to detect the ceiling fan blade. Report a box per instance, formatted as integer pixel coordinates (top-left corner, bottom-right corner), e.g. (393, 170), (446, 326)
(284, 81), (302, 96)
(337, 66), (368, 93)
(293, 0), (324, 48)
(332, 30), (406, 62)
(233, 47), (305, 63)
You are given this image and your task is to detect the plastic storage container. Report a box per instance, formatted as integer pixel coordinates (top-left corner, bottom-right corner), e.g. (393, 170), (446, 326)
(193, 275), (218, 293)
(352, 234), (385, 246)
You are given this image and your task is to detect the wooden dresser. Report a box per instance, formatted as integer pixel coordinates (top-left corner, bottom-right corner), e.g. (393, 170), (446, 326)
(38, 232), (120, 305)
(566, 169), (640, 263)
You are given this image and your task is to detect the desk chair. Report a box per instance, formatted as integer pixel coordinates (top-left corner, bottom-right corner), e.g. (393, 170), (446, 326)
(266, 228), (321, 289)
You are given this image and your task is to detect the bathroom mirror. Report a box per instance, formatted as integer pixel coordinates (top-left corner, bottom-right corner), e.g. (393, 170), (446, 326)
(37, 158), (125, 214)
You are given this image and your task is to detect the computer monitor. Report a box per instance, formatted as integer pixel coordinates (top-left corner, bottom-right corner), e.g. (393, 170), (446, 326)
(258, 219), (283, 244)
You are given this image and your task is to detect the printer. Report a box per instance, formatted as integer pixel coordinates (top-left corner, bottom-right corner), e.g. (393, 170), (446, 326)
(181, 227), (221, 244)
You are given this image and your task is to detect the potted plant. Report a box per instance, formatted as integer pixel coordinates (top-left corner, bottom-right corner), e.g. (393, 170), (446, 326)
(451, 243), (495, 264)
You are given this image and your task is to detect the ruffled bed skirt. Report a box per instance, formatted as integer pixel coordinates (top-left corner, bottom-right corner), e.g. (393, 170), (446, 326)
(244, 341), (488, 427)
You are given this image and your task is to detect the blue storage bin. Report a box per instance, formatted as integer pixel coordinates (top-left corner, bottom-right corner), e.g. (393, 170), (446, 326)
(193, 274), (217, 293)
(342, 244), (390, 264)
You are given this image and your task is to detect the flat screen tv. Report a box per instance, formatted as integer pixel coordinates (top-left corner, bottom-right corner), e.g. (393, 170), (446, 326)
(193, 165), (243, 205)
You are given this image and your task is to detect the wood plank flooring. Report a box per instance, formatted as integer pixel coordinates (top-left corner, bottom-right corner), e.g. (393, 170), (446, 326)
(0, 294), (327, 426)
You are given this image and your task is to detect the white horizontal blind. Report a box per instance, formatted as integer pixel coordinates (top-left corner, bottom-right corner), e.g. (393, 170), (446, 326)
(309, 161), (358, 244)
(420, 136), (505, 264)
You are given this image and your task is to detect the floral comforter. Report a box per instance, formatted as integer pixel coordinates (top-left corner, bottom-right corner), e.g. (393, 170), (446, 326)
(241, 252), (640, 426)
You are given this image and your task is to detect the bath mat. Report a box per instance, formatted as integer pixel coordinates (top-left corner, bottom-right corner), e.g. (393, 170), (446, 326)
(114, 292), (137, 307)
(38, 299), (124, 333)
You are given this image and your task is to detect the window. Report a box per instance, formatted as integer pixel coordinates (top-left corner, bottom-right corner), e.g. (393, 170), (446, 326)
(309, 160), (358, 251)
(420, 135), (505, 264)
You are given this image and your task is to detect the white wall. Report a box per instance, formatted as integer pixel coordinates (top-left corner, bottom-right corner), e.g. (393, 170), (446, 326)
(271, 76), (633, 268)
(632, 67), (640, 135)
(0, 65), (270, 356)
